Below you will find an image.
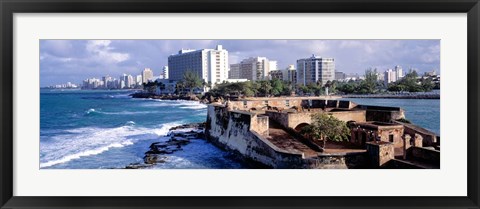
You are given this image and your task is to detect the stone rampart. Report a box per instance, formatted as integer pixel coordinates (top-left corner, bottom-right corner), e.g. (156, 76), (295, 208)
(205, 105), (306, 168)
(205, 104), (369, 168)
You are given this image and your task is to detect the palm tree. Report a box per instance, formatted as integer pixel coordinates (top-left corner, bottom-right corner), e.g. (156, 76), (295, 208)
(182, 70), (203, 95)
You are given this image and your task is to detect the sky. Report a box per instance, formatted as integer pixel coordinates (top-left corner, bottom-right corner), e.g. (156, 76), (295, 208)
(40, 40), (440, 87)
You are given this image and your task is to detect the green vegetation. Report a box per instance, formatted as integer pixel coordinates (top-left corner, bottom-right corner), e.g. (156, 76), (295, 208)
(335, 69), (437, 94)
(336, 68), (383, 94)
(208, 79), (297, 98)
(299, 113), (350, 149)
(387, 71), (435, 92)
(181, 70), (203, 95)
(143, 80), (165, 93)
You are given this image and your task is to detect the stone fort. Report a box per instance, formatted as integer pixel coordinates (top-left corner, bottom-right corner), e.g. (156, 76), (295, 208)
(205, 97), (440, 169)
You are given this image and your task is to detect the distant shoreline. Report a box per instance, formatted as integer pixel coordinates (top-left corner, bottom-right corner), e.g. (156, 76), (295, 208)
(341, 94), (440, 99)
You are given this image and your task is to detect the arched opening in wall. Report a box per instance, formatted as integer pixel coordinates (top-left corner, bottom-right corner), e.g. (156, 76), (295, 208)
(294, 123), (310, 132)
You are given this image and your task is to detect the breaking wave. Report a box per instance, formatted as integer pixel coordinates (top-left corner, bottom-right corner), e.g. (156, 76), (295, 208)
(40, 122), (181, 168)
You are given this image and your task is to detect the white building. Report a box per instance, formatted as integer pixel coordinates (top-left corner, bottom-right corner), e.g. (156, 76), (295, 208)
(231, 57), (276, 81)
(384, 66), (404, 84)
(142, 68), (154, 84)
(161, 66), (169, 79)
(296, 55), (335, 86)
(82, 78), (103, 89)
(102, 76), (112, 88)
(168, 45), (228, 87)
(395, 66), (404, 79)
(136, 75), (142, 86)
(126, 74), (134, 88)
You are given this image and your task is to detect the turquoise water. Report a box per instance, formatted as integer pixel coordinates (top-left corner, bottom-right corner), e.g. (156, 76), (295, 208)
(40, 89), (245, 169)
(343, 98), (440, 135)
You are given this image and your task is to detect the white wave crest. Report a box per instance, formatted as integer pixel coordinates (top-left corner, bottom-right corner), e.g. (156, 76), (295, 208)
(85, 108), (161, 115)
(85, 108), (96, 114)
(40, 141), (133, 168)
(125, 121), (136, 126)
(153, 122), (183, 136)
(40, 122), (182, 168)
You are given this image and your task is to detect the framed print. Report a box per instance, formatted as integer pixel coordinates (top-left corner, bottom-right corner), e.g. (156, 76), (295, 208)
(1, 0), (479, 209)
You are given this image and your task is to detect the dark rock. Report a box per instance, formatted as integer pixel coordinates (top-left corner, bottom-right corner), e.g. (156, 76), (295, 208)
(125, 163), (153, 169)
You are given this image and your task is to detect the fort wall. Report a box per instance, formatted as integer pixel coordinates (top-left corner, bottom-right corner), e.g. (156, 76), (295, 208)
(205, 105), (306, 168)
(205, 104), (369, 168)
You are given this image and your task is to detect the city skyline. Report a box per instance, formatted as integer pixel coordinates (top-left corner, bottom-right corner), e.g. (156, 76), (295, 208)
(40, 39), (440, 87)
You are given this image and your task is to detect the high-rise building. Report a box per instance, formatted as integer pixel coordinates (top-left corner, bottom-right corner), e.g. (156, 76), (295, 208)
(286, 65), (297, 85)
(161, 66), (169, 79)
(126, 74), (134, 88)
(121, 73), (130, 88)
(384, 69), (396, 84)
(232, 57), (276, 81)
(296, 55), (335, 86)
(82, 78), (102, 89)
(229, 63), (241, 79)
(136, 75), (142, 86)
(395, 65), (404, 80)
(168, 45), (228, 87)
(384, 66), (404, 85)
(142, 68), (154, 84)
(102, 76), (112, 89)
(270, 70), (285, 80)
(267, 65), (296, 85)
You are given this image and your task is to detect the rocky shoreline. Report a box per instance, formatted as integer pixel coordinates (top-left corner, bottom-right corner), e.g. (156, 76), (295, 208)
(130, 92), (202, 101)
(125, 123), (206, 169)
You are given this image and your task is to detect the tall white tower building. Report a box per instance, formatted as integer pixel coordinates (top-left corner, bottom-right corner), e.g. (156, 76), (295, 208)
(168, 45), (228, 87)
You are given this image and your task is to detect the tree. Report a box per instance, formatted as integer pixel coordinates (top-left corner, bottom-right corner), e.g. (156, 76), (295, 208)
(182, 70), (203, 95)
(300, 113), (350, 149)
(270, 79), (284, 96)
(143, 81), (157, 93)
(244, 88), (255, 97)
(175, 81), (185, 95)
(421, 77), (435, 92)
(357, 68), (379, 94)
(258, 80), (272, 96)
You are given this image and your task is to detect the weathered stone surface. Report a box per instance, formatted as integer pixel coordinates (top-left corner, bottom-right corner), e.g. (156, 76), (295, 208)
(205, 104), (370, 169)
(366, 141), (394, 168)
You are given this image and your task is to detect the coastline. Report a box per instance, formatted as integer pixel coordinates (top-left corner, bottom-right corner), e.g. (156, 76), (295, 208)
(125, 123), (207, 169)
(130, 92), (201, 101)
(340, 94), (439, 99)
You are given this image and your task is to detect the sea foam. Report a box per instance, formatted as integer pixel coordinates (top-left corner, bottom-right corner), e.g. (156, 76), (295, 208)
(40, 122), (181, 168)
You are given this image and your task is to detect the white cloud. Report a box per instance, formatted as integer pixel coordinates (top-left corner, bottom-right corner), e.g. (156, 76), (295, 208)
(86, 40), (130, 63)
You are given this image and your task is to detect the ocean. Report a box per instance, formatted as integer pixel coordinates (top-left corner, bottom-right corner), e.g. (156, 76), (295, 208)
(40, 89), (440, 169)
(344, 98), (440, 135)
(40, 89), (245, 169)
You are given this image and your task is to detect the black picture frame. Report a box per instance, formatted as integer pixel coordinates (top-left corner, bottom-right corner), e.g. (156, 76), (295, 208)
(1, 0), (479, 208)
